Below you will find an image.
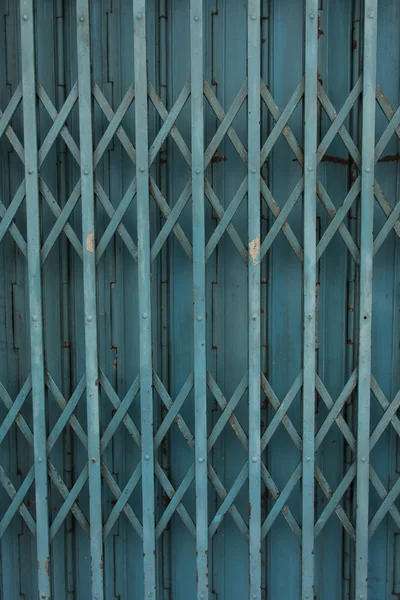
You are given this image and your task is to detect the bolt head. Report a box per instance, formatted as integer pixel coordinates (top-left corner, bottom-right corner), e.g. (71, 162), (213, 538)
(23, 14), (28, 21)
(306, 456), (311, 462)
(365, 167), (371, 173)
(252, 456), (258, 462)
(197, 315), (203, 322)
(37, 457), (42, 463)
(139, 166), (145, 172)
(309, 12), (315, 19)
(195, 167), (201, 174)
(87, 315), (93, 322)
(142, 312), (148, 319)
(137, 13), (143, 20)
(83, 169), (89, 175)
(145, 455), (150, 461)
(79, 15), (85, 22)
(28, 168), (33, 175)
(252, 313), (257, 321)
(194, 16), (199, 21)
(368, 12), (374, 18)
(198, 457), (204, 463)
(307, 166), (313, 172)
(32, 314), (38, 322)
(91, 458), (96, 463)
(251, 15), (256, 20)
(251, 168), (256, 174)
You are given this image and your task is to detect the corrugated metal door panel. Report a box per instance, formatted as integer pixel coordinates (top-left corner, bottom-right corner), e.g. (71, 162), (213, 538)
(0, 1), (400, 598)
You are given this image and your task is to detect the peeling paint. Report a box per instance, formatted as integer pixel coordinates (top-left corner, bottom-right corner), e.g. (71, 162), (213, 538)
(249, 236), (260, 265)
(86, 233), (95, 253)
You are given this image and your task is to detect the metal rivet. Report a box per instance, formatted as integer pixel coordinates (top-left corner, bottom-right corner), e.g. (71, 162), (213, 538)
(253, 596), (258, 600)
(142, 312), (148, 319)
(79, 15), (85, 22)
(23, 14), (28, 21)
(307, 166), (313, 172)
(28, 168), (33, 175)
(145, 455), (150, 460)
(197, 315), (203, 321)
(37, 457), (42, 463)
(251, 15), (256, 20)
(308, 313), (312, 320)
(252, 456), (258, 462)
(139, 166), (145, 172)
(32, 314), (38, 322)
(198, 457), (204, 463)
(195, 167), (201, 174)
(306, 456), (311, 462)
(361, 457), (366, 463)
(309, 13), (315, 19)
(359, 595), (364, 600)
(87, 315), (93, 322)
(83, 169), (89, 175)
(94, 595), (99, 600)
(252, 314), (257, 321)
(200, 594), (205, 599)
(365, 167), (371, 173)
(251, 168), (256, 174)
(91, 458), (96, 463)
(194, 16), (199, 21)
(368, 12), (374, 18)
(137, 13), (142, 19)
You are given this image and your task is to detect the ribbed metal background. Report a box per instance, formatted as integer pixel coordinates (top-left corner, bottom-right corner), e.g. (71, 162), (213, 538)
(0, 1), (400, 598)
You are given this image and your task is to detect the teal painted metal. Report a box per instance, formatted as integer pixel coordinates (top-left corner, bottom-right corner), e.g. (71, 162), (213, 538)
(1, 1), (400, 599)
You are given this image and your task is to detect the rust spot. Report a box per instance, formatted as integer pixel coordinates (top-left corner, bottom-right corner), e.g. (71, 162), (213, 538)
(249, 236), (260, 265)
(160, 157), (167, 165)
(211, 154), (227, 163)
(262, 38), (267, 44)
(211, 345), (218, 350)
(63, 341), (70, 348)
(352, 39), (358, 51)
(347, 339), (353, 345)
(322, 154), (351, 166)
(249, 502), (252, 518)
(95, 378), (99, 386)
(44, 558), (50, 576)
(348, 305), (354, 312)
(318, 15), (324, 38)
(86, 232), (95, 253)
(378, 151), (400, 164)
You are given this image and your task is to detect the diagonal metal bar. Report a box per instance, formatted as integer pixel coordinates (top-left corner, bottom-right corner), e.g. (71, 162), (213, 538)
(259, 178), (304, 262)
(93, 83), (135, 166)
(0, 465), (36, 538)
(314, 464), (356, 539)
(155, 463), (196, 539)
(151, 180), (192, 263)
(260, 372), (302, 450)
(0, 376), (32, 444)
(207, 373), (248, 452)
(261, 80), (304, 165)
(208, 463), (248, 538)
(149, 82), (191, 166)
(315, 371), (358, 451)
(261, 463), (302, 539)
(261, 372), (303, 452)
(0, 84), (22, 139)
(317, 77), (362, 165)
(204, 80), (248, 168)
(369, 476), (400, 538)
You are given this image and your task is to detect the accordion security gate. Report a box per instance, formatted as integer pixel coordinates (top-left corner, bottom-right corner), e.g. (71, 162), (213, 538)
(1, 0), (400, 598)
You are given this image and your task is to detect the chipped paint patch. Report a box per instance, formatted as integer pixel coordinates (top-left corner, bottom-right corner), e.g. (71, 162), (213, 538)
(86, 233), (95, 253)
(249, 236), (260, 265)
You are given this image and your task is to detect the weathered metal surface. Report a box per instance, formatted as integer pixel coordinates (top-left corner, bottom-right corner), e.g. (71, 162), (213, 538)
(0, 1), (400, 599)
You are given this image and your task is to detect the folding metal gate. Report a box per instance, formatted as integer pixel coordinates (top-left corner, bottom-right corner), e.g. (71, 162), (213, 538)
(1, 0), (400, 598)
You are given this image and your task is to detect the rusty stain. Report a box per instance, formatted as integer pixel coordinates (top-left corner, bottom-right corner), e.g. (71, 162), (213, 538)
(86, 232), (95, 253)
(352, 39), (358, 51)
(318, 15), (324, 38)
(211, 154), (227, 163)
(249, 236), (260, 265)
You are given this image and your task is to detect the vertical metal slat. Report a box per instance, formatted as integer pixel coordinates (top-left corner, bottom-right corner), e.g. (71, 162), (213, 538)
(133, 1), (157, 597)
(190, 1), (208, 598)
(302, 2), (318, 599)
(247, 1), (261, 599)
(355, 3), (378, 598)
(76, 2), (104, 598)
(20, 1), (51, 597)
